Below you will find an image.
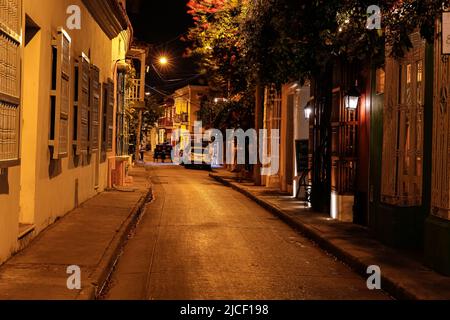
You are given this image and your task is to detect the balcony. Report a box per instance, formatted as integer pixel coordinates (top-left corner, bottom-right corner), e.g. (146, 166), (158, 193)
(158, 117), (174, 128)
(174, 113), (189, 124)
(127, 79), (142, 101)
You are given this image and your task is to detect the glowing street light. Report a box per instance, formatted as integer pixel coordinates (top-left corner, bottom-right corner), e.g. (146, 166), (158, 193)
(159, 56), (169, 66)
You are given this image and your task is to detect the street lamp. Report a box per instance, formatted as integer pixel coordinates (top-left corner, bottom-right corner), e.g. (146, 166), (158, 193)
(159, 56), (168, 66)
(344, 81), (361, 110)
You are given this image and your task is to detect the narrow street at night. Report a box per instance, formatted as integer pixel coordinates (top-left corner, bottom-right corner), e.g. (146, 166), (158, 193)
(104, 164), (389, 300)
(2, 0), (450, 314)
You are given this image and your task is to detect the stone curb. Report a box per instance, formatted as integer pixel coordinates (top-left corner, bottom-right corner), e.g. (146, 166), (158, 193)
(76, 187), (153, 300)
(210, 173), (422, 300)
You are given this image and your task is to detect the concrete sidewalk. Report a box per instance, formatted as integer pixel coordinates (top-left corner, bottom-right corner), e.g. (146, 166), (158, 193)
(0, 166), (151, 300)
(210, 169), (450, 300)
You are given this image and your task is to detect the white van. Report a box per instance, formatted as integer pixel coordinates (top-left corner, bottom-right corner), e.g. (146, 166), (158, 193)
(183, 139), (212, 170)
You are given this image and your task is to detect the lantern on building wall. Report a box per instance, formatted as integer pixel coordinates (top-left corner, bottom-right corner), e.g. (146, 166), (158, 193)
(304, 101), (313, 120)
(344, 81), (361, 110)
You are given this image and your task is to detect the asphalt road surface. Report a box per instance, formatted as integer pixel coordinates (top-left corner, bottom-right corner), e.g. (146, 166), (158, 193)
(104, 164), (389, 300)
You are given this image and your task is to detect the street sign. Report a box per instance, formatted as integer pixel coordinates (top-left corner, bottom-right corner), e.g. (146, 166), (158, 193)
(442, 12), (450, 55)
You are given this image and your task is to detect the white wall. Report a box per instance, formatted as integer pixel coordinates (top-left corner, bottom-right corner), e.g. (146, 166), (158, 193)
(295, 86), (311, 141)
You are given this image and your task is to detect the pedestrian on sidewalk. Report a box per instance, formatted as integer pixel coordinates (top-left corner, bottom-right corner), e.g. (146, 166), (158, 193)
(140, 141), (146, 162)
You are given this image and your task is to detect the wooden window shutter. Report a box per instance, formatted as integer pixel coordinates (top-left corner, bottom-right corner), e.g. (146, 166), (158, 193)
(75, 53), (90, 155)
(90, 65), (100, 152)
(381, 56), (399, 203)
(106, 79), (114, 151)
(0, 0), (21, 167)
(432, 19), (450, 220)
(381, 32), (425, 206)
(100, 82), (107, 152)
(49, 27), (71, 159)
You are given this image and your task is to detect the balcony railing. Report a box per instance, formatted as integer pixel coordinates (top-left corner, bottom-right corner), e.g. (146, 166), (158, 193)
(174, 113), (189, 124)
(158, 117), (174, 128)
(127, 79), (142, 101)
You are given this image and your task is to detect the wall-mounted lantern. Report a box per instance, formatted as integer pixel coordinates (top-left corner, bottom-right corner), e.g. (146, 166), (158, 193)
(304, 101), (313, 120)
(344, 81), (361, 110)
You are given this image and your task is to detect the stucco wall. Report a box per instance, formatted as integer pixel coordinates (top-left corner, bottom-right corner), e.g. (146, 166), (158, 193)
(0, 167), (21, 263)
(279, 84), (310, 194)
(22, 0), (115, 232)
(0, 1), (129, 265)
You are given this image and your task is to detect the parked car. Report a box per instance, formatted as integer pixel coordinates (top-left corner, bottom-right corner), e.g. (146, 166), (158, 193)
(153, 145), (164, 162)
(184, 141), (212, 170)
(154, 144), (172, 162)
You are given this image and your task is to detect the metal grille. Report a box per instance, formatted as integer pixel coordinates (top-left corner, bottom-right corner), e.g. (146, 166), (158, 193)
(0, 101), (19, 161)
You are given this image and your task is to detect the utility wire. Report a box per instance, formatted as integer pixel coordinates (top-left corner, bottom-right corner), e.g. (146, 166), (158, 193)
(150, 61), (202, 84)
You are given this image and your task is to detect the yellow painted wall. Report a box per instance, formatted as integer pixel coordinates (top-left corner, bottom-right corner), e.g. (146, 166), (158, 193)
(0, 0), (130, 264)
(174, 87), (189, 115)
(0, 167), (21, 263)
(23, 0), (112, 231)
(20, 30), (41, 225)
(188, 86), (208, 131)
(174, 85), (208, 133)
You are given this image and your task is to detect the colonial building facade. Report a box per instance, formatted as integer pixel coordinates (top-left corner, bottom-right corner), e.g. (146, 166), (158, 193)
(0, 0), (134, 264)
(253, 24), (450, 276)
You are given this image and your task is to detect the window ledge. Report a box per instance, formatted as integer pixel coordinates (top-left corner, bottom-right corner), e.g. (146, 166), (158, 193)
(18, 224), (35, 240)
(0, 159), (20, 168)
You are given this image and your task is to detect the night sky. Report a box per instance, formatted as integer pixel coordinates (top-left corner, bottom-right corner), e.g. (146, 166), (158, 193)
(126, 0), (203, 93)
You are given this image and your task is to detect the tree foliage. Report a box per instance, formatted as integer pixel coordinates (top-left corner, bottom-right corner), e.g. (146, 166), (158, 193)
(186, 0), (255, 129)
(187, 0), (450, 88)
(129, 94), (164, 136)
(186, 0), (249, 95)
